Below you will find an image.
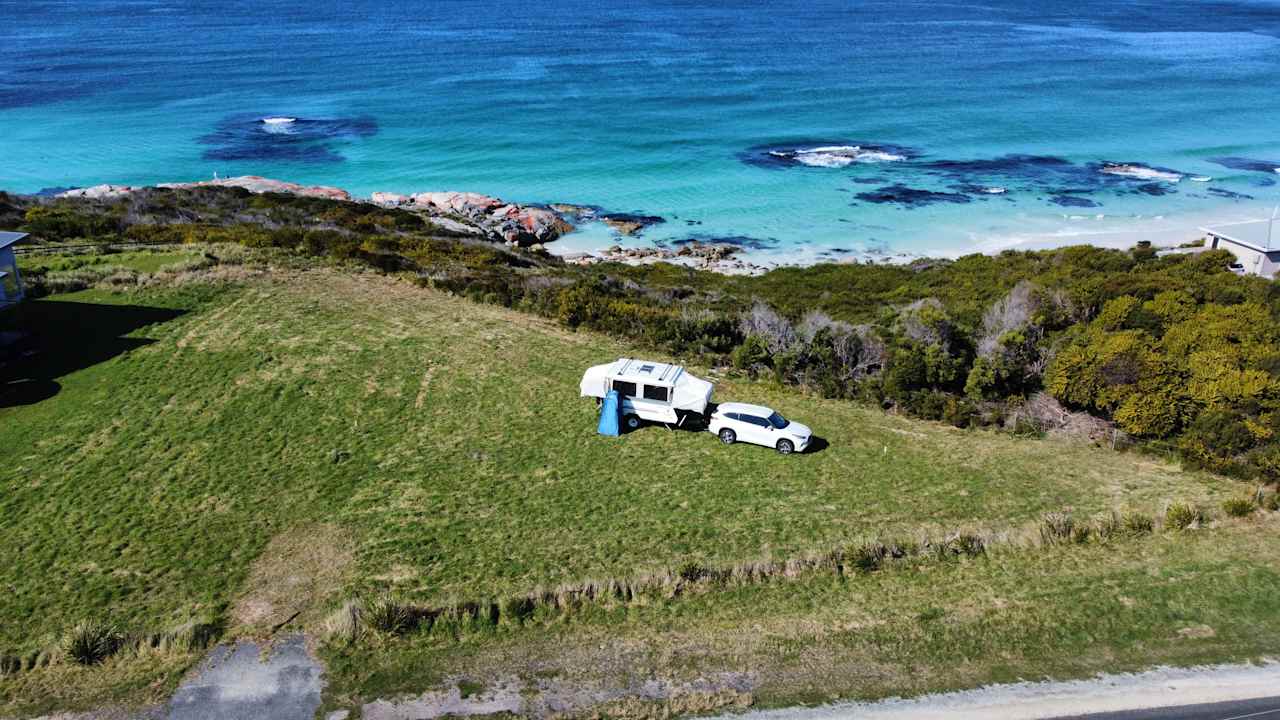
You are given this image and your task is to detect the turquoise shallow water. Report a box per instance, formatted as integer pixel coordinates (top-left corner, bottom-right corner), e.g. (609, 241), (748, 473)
(3, 0), (1280, 262)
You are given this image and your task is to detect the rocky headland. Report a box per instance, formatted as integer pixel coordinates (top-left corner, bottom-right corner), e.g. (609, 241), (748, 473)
(47, 176), (773, 274)
(58, 177), (575, 248)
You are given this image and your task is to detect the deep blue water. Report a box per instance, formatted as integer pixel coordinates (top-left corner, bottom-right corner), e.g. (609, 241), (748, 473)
(3, 0), (1280, 262)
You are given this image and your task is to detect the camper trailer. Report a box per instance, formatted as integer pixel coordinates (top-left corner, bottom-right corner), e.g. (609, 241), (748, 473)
(580, 358), (713, 430)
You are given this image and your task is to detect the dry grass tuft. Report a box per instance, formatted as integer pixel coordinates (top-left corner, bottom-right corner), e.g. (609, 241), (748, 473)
(61, 621), (122, 666)
(365, 595), (415, 635)
(1222, 497), (1256, 518)
(1164, 502), (1201, 531)
(323, 601), (363, 645)
(1122, 511), (1155, 536)
(1039, 512), (1075, 545)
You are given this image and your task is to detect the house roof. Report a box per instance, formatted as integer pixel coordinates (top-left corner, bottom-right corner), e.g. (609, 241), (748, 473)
(0, 231), (28, 250)
(1200, 219), (1277, 254)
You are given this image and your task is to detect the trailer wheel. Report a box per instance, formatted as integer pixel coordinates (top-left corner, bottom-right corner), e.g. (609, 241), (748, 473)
(624, 414), (641, 431)
(719, 428), (736, 445)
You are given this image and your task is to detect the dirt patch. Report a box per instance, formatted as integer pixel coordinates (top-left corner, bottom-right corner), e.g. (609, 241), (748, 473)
(1177, 624), (1217, 639)
(231, 524), (355, 634)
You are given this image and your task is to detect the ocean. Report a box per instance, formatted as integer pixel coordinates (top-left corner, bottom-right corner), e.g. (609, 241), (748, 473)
(3, 0), (1280, 264)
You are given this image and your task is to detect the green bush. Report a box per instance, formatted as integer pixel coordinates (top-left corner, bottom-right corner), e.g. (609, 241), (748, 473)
(1185, 411), (1257, 458)
(731, 334), (771, 373)
(22, 204), (118, 241)
(1247, 445), (1280, 483)
(943, 396), (976, 428)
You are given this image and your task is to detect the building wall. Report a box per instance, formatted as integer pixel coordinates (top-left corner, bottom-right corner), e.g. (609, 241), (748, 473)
(0, 247), (21, 303)
(1211, 236), (1279, 279)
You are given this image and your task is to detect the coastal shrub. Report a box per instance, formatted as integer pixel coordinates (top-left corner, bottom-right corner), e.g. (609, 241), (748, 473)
(1265, 493), (1280, 512)
(1179, 411), (1260, 474)
(1245, 445), (1280, 483)
(1164, 502), (1201, 530)
(61, 620), (122, 665)
(1185, 411), (1257, 457)
(22, 204), (118, 241)
(1221, 497), (1255, 518)
(965, 281), (1061, 399)
(943, 396), (977, 428)
(740, 301), (796, 354)
(731, 334), (771, 374)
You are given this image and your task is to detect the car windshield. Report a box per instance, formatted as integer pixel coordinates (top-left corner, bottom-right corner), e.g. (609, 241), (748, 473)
(767, 412), (789, 429)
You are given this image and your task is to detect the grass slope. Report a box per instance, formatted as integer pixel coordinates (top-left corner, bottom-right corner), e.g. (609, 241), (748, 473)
(0, 255), (1268, 715)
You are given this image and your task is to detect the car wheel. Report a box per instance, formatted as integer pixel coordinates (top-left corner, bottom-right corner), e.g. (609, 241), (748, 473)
(776, 439), (794, 455)
(719, 428), (736, 445)
(624, 414), (641, 430)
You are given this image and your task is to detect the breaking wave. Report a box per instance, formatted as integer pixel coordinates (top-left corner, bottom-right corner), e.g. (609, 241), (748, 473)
(1097, 162), (1183, 182)
(741, 140), (921, 169)
(771, 145), (908, 168)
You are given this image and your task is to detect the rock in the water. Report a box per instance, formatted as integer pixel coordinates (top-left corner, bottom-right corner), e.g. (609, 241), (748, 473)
(601, 212), (665, 235)
(549, 203), (600, 219)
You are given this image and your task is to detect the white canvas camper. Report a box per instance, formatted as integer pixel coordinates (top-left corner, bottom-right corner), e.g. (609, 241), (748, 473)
(580, 358), (714, 429)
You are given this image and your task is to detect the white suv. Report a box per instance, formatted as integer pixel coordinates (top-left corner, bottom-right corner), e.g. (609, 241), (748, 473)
(708, 402), (813, 454)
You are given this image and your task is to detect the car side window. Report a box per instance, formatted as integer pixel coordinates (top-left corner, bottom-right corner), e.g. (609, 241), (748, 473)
(725, 412), (740, 421)
(612, 380), (637, 397)
(743, 415), (770, 428)
(643, 384), (669, 402)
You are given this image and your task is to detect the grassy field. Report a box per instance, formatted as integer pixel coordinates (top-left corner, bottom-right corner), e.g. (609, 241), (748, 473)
(1, 249), (1274, 717)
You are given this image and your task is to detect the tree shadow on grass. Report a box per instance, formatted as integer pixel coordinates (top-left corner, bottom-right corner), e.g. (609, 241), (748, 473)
(1, 300), (186, 408)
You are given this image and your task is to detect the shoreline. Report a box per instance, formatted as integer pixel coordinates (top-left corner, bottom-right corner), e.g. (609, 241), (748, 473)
(27, 176), (1273, 275)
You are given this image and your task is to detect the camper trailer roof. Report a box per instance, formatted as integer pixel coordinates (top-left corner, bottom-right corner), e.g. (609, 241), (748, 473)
(609, 358), (682, 385)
